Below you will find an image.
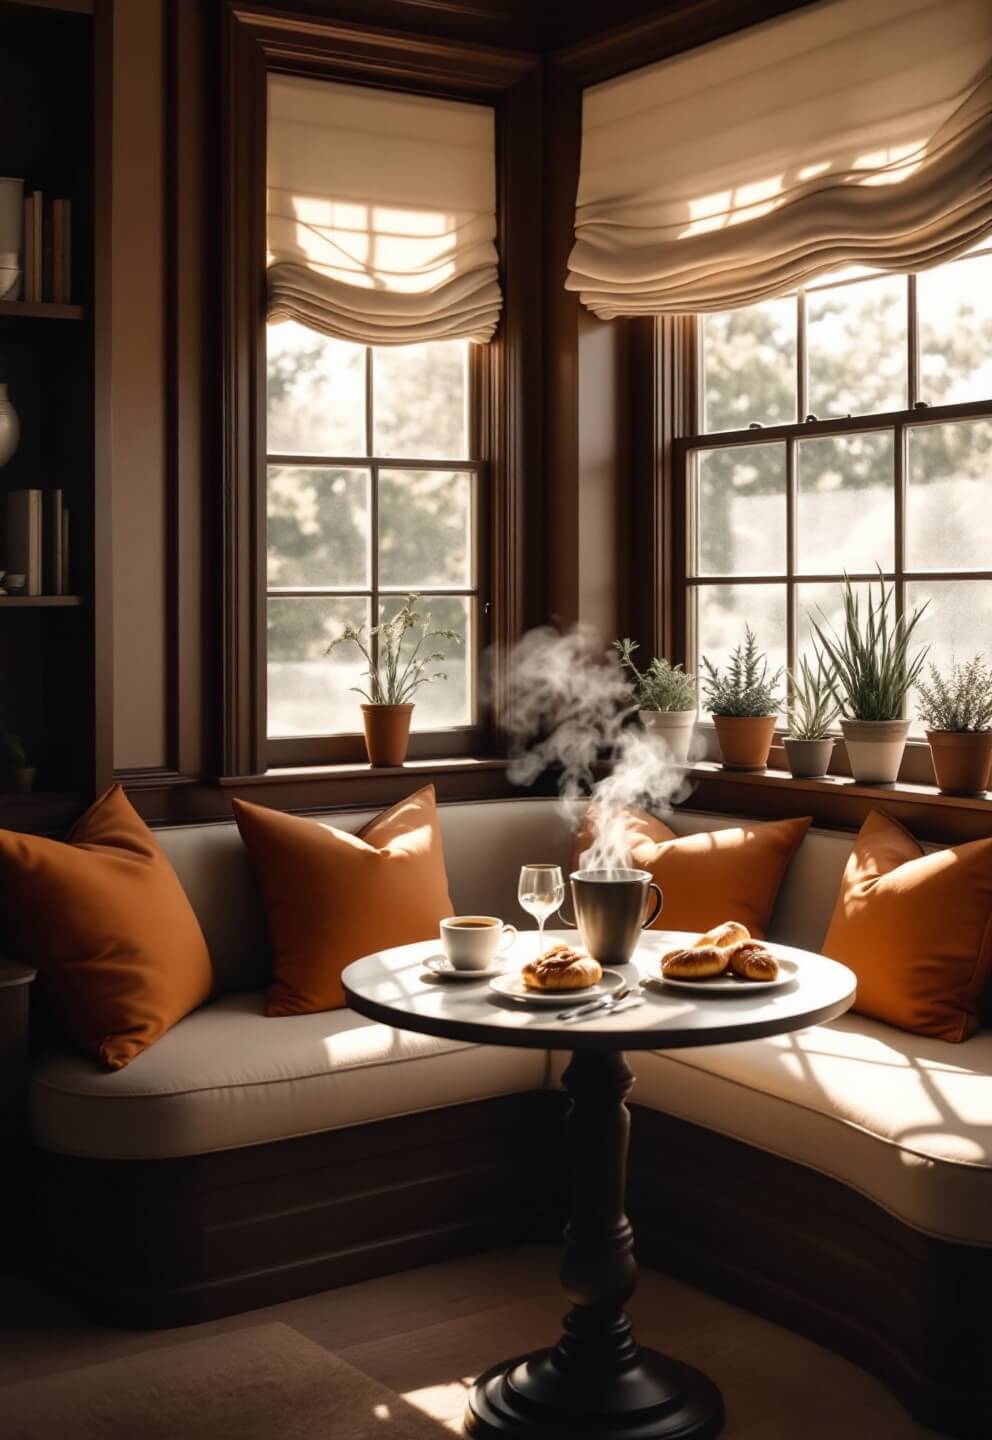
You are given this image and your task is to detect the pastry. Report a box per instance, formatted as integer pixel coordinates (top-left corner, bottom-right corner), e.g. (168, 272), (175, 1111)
(522, 944), (603, 991)
(726, 940), (779, 982)
(695, 920), (750, 951)
(661, 944), (730, 980)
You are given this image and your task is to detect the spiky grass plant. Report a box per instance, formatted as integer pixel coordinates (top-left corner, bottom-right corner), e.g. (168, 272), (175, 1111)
(810, 573), (929, 722)
(787, 649), (840, 740)
(701, 627), (782, 717)
(917, 657), (992, 732)
(326, 594), (461, 706)
(614, 639), (696, 712)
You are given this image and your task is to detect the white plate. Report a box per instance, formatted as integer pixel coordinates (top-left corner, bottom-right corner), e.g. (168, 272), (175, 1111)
(651, 955), (799, 996)
(489, 968), (626, 1006)
(422, 954), (511, 981)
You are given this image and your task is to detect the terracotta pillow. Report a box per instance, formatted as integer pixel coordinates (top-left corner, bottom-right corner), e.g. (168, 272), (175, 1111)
(572, 808), (810, 939)
(234, 785), (454, 1017)
(0, 784), (212, 1070)
(822, 809), (992, 1042)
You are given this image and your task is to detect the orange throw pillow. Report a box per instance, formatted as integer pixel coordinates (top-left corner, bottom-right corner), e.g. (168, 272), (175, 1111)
(573, 808), (810, 939)
(0, 784), (212, 1070)
(233, 785), (454, 1016)
(822, 809), (992, 1042)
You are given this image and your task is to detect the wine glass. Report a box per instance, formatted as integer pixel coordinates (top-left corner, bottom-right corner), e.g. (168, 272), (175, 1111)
(518, 864), (565, 950)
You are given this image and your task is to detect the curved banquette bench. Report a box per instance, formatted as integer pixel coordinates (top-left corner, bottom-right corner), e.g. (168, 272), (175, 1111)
(26, 797), (992, 1436)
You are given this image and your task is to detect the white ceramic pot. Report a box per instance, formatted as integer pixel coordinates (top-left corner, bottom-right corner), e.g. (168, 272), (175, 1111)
(783, 736), (834, 779)
(840, 718), (910, 784)
(640, 708), (696, 763)
(0, 384), (19, 468)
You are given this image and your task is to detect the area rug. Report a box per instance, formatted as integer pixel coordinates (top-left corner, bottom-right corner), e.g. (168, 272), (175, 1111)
(1, 1321), (453, 1439)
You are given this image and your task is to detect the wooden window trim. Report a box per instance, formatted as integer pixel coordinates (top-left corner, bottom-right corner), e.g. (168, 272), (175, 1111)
(221, 5), (541, 777)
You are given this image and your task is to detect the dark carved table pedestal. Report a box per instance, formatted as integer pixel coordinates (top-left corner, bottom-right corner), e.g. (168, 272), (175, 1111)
(465, 1050), (724, 1439)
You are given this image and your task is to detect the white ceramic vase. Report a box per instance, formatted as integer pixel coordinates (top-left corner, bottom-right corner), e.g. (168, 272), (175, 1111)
(0, 384), (20, 468)
(640, 708), (696, 763)
(840, 718), (910, 784)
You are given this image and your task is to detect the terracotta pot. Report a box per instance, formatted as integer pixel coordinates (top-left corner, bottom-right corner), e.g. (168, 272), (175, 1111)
(784, 736), (834, 779)
(361, 704), (413, 767)
(926, 729), (992, 796)
(639, 708), (696, 764)
(712, 715), (776, 771)
(840, 718), (910, 784)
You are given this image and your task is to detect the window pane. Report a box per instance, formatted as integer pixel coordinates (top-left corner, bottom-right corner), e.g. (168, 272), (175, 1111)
(380, 595), (472, 729)
(796, 432), (895, 573)
(268, 596), (370, 738)
(906, 580), (992, 736)
(267, 466), (370, 590)
(695, 584), (787, 715)
(372, 340), (469, 460)
(797, 580), (877, 674)
(379, 469), (473, 589)
(807, 274), (907, 418)
(267, 322), (366, 457)
(918, 251), (992, 406)
(907, 419), (992, 573)
(695, 444), (786, 576)
(701, 297), (797, 433)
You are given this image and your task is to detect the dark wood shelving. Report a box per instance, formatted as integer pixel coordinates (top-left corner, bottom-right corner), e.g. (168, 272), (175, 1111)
(0, 594), (83, 607)
(0, 300), (84, 322)
(0, 789), (82, 834)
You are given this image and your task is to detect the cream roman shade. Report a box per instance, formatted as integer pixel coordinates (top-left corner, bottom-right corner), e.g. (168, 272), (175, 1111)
(267, 76), (501, 344)
(566, 0), (992, 317)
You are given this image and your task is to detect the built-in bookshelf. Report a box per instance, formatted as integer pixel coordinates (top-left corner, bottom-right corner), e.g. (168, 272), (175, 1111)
(0, 0), (98, 830)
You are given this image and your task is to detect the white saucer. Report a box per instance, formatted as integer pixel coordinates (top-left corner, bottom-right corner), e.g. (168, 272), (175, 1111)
(489, 969), (625, 1006)
(650, 955), (799, 996)
(423, 954), (511, 981)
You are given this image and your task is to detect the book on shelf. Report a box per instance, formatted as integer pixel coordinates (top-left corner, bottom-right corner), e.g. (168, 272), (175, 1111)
(16, 193), (71, 305)
(5, 489), (43, 595)
(45, 489), (64, 595)
(61, 504), (70, 593)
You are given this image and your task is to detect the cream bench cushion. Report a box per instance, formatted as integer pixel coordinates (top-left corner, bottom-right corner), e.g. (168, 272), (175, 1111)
(30, 992), (547, 1160)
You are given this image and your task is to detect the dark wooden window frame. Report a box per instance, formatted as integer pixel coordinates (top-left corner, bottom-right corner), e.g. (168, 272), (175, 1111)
(266, 343), (487, 767)
(221, 5), (541, 777)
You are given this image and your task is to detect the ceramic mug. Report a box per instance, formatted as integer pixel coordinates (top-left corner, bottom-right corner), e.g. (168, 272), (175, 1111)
(558, 868), (663, 965)
(440, 915), (518, 971)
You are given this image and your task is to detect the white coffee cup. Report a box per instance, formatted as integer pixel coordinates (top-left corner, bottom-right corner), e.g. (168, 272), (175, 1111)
(440, 915), (517, 970)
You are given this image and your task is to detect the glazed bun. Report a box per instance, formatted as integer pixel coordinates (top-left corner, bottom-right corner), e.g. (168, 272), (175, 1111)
(726, 940), (779, 982)
(661, 945), (730, 980)
(522, 944), (603, 991)
(696, 921), (750, 951)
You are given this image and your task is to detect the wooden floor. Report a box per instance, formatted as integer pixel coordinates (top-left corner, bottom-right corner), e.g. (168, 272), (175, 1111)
(0, 1244), (944, 1438)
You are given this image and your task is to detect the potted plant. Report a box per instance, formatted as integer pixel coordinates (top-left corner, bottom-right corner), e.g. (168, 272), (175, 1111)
(811, 573), (928, 784)
(701, 627), (782, 771)
(0, 731), (35, 793)
(613, 638), (697, 763)
(784, 649), (840, 778)
(327, 595), (461, 767)
(917, 657), (992, 795)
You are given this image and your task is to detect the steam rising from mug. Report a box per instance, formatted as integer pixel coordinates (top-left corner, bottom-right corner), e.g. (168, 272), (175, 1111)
(499, 627), (695, 870)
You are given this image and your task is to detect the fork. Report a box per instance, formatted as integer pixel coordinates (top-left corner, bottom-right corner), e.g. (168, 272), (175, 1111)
(555, 984), (631, 1021)
(559, 994), (645, 1025)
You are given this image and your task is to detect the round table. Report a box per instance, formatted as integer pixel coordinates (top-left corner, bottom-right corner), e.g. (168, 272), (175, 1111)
(342, 929), (856, 1440)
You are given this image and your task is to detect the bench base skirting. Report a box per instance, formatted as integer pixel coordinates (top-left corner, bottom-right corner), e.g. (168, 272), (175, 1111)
(27, 1092), (992, 1439)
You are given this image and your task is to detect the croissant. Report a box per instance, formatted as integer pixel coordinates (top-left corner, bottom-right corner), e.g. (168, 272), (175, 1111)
(727, 940), (779, 982)
(696, 921), (750, 951)
(522, 946), (602, 991)
(661, 945), (730, 979)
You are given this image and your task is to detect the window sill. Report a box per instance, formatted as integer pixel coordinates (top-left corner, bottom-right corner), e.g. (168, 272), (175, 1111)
(682, 760), (992, 845)
(219, 756), (509, 787)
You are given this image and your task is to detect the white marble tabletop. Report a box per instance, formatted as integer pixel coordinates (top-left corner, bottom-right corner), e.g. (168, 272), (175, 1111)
(342, 929), (857, 1052)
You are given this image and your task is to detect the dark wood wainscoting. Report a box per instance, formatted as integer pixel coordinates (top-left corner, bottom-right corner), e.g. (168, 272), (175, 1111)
(27, 1089), (991, 1437)
(30, 1090), (565, 1329)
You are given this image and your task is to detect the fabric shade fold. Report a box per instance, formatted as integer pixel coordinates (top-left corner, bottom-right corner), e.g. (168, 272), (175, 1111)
(566, 0), (992, 317)
(267, 75), (501, 344)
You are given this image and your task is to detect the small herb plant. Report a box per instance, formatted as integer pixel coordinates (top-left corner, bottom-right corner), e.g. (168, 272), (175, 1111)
(787, 650), (840, 740)
(810, 573), (928, 722)
(326, 595), (461, 706)
(0, 731), (29, 768)
(613, 639), (696, 712)
(917, 657), (992, 733)
(701, 627), (782, 717)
